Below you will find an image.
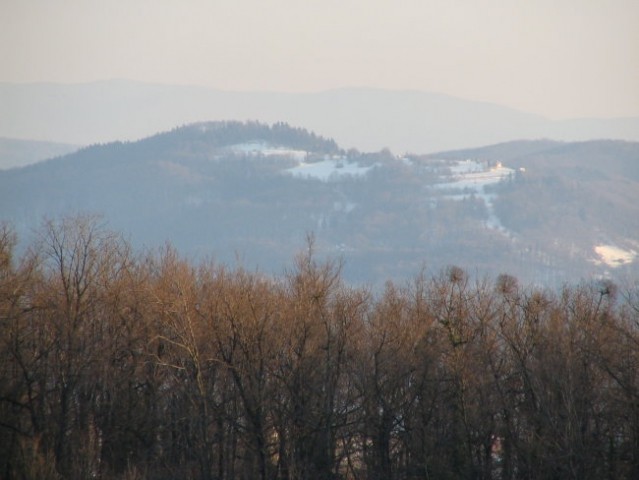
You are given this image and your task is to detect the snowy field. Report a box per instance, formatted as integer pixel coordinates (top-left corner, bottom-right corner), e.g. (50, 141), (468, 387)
(226, 142), (374, 181)
(433, 159), (515, 234)
(285, 158), (374, 181)
(437, 159), (514, 191)
(228, 142), (308, 161)
(593, 244), (637, 268)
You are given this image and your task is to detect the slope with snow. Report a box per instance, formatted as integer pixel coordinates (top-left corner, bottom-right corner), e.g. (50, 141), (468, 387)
(227, 141), (308, 161)
(431, 159), (515, 234)
(285, 157), (375, 181)
(593, 245), (637, 268)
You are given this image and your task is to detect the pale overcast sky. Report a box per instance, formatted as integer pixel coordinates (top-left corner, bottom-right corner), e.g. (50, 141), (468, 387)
(2, 0), (638, 119)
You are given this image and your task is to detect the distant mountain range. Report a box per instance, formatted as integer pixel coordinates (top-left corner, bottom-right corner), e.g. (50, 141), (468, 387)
(2, 121), (637, 287)
(2, 80), (639, 154)
(0, 137), (79, 169)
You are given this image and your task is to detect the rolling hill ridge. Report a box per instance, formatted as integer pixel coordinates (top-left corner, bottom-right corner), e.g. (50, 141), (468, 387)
(3, 80), (639, 153)
(1, 121), (637, 287)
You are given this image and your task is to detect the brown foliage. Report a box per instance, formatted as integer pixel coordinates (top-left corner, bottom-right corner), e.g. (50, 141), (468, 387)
(1, 216), (638, 479)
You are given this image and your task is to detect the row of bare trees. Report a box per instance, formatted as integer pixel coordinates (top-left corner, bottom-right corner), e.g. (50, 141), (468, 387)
(1, 216), (638, 479)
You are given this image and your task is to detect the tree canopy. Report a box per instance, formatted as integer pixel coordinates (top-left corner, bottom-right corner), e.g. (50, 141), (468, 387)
(1, 216), (638, 479)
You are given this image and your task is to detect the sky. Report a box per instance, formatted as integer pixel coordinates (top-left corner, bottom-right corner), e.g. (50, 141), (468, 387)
(2, 0), (638, 119)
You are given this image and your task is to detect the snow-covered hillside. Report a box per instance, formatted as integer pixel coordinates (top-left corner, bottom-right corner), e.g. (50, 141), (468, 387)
(286, 157), (375, 181)
(432, 159), (515, 234)
(2, 123), (637, 288)
(227, 141), (308, 161)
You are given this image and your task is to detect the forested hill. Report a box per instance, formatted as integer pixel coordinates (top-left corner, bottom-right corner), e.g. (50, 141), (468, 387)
(131, 121), (341, 156)
(32, 120), (340, 168)
(426, 139), (639, 179)
(1, 122), (638, 287)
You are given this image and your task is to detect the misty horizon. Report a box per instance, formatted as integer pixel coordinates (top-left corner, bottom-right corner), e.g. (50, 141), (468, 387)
(2, 0), (638, 120)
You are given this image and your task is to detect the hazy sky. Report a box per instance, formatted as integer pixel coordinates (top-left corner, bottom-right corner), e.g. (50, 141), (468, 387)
(2, 0), (638, 119)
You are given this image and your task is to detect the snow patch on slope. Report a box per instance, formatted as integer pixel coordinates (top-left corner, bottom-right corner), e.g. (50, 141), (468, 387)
(286, 157), (374, 181)
(593, 245), (636, 268)
(432, 159), (514, 234)
(227, 141), (308, 160)
(438, 160), (514, 190)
